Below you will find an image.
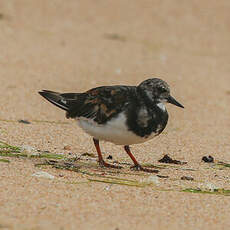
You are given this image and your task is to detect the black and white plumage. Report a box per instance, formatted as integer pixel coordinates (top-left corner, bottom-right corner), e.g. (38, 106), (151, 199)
(39, 78), (184, 172)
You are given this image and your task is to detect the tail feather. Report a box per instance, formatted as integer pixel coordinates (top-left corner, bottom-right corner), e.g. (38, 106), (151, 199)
(39, 90), (69, 111)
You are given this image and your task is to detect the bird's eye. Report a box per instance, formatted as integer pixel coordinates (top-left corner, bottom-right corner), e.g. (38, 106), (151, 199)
(158, 87), (167, 93)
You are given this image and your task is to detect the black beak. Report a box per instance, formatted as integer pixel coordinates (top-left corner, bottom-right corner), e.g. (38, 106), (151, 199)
(167, 95), (184, 108)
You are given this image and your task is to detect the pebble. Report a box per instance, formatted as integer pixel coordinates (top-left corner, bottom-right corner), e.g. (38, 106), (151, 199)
(64, 145), (71, 150)
(158, 154), (187, 165)
(142, 175), (160, 185)
(202, 155), (214, 163)
(18, 119), (31, 124)
(104, 185), (112, 191)
(106, 155), (113, 160)
(32, 171), (55, 179)
(199, 182), (218, 192)
(20, 145), (38, 156)
(181, 176), (194, 181)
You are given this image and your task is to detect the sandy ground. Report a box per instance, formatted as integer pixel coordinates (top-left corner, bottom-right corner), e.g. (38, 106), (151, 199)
(0, 0), (230, 229)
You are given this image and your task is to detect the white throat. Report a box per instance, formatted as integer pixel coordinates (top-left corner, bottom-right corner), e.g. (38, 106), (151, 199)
(156, 102), (166, 111)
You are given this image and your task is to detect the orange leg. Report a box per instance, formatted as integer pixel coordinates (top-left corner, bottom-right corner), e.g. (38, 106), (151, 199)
(124, 145), (159, 173)
(93, 138), (122, 169)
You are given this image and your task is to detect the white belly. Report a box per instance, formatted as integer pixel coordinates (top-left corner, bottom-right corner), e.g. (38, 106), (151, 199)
(77, 112), (157, 145)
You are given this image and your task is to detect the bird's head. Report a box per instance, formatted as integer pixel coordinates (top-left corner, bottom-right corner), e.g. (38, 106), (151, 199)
(138, 78), (184, 108)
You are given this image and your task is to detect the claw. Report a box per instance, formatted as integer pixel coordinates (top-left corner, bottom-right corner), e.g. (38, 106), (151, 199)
(130, 164), (159, 173)
(99, 160), (122, 169)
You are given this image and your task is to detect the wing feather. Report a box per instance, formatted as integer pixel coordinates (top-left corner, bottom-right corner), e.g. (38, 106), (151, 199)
(39, 86), (136, 124)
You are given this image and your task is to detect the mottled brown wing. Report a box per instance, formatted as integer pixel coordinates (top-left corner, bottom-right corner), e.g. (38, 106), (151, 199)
(67, 85), (136, 124)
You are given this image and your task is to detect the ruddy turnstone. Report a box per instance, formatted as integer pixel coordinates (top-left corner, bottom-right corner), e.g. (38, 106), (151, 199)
(39, 78), (184, 173)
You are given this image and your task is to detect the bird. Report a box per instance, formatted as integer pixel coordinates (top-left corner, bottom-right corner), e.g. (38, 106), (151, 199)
(39, 78), (184, 173)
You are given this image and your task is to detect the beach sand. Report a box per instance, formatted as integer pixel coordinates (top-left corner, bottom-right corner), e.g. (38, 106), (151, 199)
(0, 1), (230, 229)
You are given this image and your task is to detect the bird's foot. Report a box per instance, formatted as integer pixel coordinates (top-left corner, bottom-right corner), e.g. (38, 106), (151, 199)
(98, 160), (122, 169)
(130, 164), (159, 173)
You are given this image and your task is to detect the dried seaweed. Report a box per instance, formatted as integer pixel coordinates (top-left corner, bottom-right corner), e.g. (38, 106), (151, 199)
(182, 188), (230, 196)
